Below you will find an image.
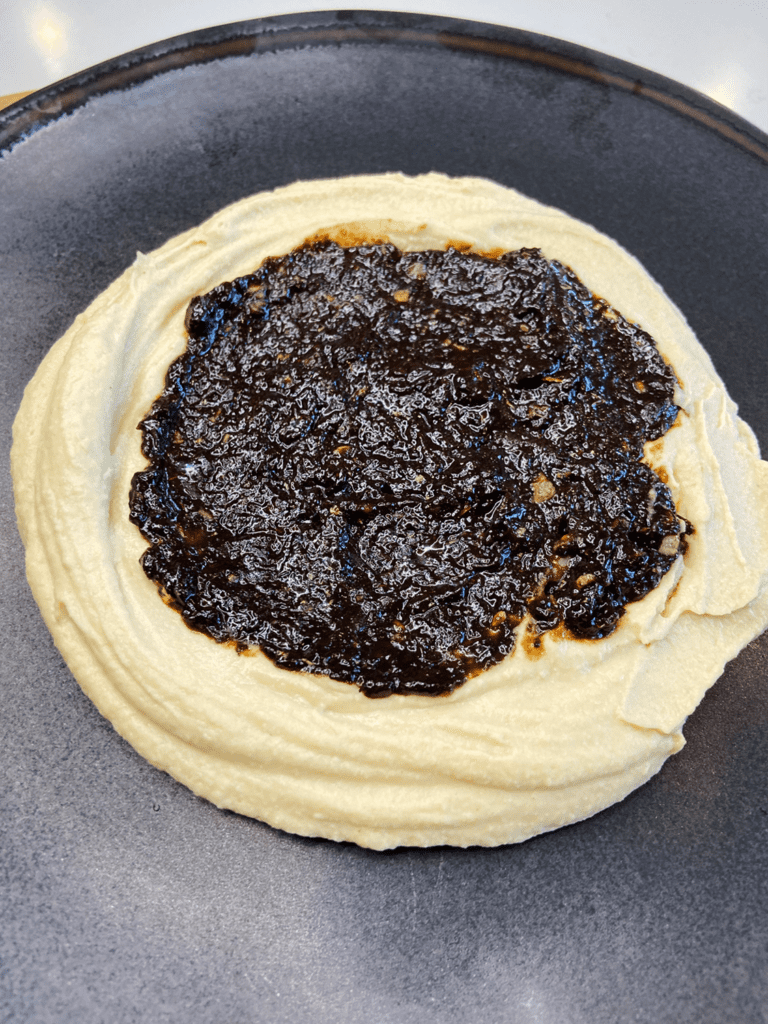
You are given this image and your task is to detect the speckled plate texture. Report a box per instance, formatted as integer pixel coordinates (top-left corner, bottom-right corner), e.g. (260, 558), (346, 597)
(2, 11), (767, 1023)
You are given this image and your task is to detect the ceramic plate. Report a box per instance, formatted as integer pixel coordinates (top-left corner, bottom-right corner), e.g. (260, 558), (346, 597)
(2, 12), (767, 1023)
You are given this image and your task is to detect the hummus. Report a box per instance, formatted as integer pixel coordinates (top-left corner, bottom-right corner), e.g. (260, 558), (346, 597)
(11, 173), (768, 849)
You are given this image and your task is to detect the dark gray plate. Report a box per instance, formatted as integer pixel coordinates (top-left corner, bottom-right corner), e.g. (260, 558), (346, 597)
(2, 12), (767, 1023)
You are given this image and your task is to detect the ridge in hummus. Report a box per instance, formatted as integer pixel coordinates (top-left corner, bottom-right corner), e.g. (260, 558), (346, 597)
(11, 172), (768, 849)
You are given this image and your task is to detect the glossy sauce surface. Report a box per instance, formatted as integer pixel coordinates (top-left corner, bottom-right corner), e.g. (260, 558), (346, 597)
(129, 241), (688, 696)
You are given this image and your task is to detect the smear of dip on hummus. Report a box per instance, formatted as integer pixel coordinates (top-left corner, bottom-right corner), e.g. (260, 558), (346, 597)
(128, 237), (691, 697)
(11, 173), (768, 848)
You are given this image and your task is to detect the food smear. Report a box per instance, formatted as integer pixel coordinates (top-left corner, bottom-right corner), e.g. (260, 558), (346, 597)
(130, 242), (690, 696)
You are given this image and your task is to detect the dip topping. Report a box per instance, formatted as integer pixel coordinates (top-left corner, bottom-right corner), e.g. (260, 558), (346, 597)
(129, 241), (688, 697)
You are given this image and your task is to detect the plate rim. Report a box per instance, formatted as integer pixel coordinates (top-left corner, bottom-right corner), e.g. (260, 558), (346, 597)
(1, 8), (767, 162)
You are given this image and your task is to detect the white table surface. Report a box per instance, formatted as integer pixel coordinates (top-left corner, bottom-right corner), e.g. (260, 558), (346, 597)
(2, 0), (767, 134)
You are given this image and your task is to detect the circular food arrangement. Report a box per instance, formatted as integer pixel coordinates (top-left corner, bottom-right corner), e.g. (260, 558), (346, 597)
(11, 173), (768, 848)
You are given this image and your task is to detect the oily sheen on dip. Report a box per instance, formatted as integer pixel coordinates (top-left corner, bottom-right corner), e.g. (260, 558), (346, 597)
(12, 173), (768, 849)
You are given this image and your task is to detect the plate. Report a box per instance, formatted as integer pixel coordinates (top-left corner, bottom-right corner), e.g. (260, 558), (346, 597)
(2, 12), (767, 1022)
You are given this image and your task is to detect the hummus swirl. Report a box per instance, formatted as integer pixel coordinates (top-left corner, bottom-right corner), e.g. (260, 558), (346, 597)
(11, 173), (768, 848)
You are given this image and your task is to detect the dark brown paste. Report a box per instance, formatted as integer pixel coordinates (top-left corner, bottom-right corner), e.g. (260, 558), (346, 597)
(129, 241), (690, 697)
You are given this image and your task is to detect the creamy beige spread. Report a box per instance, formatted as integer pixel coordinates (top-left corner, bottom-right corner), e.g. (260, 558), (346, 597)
(11, 173), (768, 848)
